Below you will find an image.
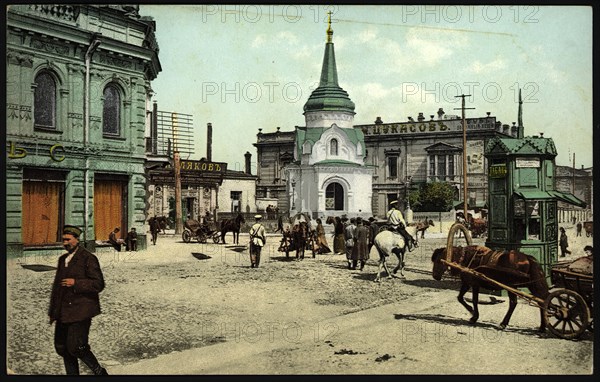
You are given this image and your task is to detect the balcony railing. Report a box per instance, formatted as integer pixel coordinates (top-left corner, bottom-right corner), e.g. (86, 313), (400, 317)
(27, 5), (79, 22)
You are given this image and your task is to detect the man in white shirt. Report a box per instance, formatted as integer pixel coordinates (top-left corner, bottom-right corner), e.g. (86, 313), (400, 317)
(386, 201), (417, 251)
(249, 215), (266, 268)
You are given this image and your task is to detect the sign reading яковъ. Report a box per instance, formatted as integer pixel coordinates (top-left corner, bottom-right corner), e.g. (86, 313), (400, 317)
(179, 160), (227, 174)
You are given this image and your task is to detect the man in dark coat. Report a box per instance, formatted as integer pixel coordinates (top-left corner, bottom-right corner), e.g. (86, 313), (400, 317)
(125, 227), (138, 251)
(559, 227), (572, 257)
(48, 225), (108, 375)
(344, 218), (357, 269)
(149, 217), (161, 245)
(368, 217), (379, 252)
(351, 217), (370, 270)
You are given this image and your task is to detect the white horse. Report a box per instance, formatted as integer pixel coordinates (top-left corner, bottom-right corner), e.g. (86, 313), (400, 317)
(370, 225), (418, 282)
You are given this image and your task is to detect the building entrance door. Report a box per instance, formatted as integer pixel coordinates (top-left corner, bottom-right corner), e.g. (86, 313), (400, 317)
(94, 179), (126, 241)
(325, 183), (344, 211)
(22, 181), (63, 245)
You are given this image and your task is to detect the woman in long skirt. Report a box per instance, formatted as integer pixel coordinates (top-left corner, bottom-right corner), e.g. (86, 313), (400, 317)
(315, 218), (331, 254)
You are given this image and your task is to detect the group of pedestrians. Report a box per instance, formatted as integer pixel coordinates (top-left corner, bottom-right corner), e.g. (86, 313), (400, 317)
(108, 227), (138, 252)
(333, 201), (417, 270)
(341, 217), (372, 270)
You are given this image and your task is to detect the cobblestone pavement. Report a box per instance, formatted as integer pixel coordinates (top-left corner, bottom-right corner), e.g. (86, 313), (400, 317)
(6, 224), (594, 375)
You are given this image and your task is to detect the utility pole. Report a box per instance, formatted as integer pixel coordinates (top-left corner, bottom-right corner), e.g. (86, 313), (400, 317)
(172, 112), (183, 234)
(572, 152), (576, 196)
(455, 94), (475, 220)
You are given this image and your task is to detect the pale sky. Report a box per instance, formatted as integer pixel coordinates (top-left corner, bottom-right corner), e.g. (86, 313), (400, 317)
(140, 5), (593, 171)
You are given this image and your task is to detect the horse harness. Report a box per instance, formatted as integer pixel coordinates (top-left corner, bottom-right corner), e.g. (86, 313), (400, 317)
(458, 247), (532, 282)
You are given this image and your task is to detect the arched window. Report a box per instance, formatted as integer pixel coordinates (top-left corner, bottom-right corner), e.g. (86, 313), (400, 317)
(325, 182), (344, 210)
(330, 139), (338, 156)
(103, 84), (121, 136)
(34, 71), (56, 129)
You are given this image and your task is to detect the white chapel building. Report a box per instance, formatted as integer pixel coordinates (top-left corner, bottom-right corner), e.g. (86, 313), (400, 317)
(285, 17), (374, 219)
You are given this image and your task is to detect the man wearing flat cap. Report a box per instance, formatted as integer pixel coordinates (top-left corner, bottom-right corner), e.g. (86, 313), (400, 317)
(249, 215), (266, 268)
(48, 225), (108, 375)
(386, 200), (417, 252)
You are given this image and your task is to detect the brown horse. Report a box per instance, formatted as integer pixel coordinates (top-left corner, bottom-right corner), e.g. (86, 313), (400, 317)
(219, 213), (245, 244)
(431, 245), (549, 332)
(411, 218), (435, 239)
(292, 221), (309, 261)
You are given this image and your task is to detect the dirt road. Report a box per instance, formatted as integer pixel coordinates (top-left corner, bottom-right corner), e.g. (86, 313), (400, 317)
(6, 228), (594, 375)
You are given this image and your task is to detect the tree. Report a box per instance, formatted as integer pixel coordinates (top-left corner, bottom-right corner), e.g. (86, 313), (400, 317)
(418, 182), (455, 211)
(407, 189), (421, 211)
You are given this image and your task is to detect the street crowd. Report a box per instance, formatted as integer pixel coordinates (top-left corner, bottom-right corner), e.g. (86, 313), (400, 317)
(251, 200), (418, 271)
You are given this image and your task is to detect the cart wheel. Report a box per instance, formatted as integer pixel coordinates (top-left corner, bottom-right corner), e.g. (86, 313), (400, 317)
(182, 230), (192, 243)
(212, 233), (220, 244)
(543, 288), (590, 339)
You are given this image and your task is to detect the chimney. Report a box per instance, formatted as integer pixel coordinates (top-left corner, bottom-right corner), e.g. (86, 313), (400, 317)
(502, 124), (510, 134)
(206, 123), (212, 161)
(244, 151), (252, 175)
(511, 122), (518, 137)
(437, 108), (445, 119)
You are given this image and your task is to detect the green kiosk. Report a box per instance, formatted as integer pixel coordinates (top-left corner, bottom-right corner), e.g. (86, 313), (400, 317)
(484, 135), (586, 277)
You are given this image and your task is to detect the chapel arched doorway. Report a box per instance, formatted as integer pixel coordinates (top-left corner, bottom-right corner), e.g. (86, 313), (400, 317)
(325, 182), (344, 211)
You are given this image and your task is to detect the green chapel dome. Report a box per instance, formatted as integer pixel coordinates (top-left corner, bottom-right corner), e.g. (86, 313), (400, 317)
(303, 14), (355, 115)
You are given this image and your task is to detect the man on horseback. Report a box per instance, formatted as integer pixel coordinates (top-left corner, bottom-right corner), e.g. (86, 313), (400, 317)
(386, 201), (417, 252)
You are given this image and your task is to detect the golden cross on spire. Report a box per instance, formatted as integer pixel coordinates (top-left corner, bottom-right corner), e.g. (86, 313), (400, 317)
(326, 10), (333, 43)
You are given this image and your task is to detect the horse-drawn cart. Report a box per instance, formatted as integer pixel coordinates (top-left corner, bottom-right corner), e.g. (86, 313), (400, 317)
(182, 219), (220, 244)
(550, 257), (593, 332)
(439, 223), (591, 339)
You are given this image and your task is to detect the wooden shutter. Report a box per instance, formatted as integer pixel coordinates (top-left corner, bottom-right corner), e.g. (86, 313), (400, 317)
(22, 181), (61, 245)
(94, 180), (124, 240)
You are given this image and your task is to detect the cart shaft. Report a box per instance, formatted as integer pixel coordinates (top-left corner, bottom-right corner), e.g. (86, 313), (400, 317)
(441, 259), (546, 306)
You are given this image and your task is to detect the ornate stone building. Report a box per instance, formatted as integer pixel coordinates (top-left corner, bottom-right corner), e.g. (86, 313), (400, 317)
(6, 5), (161, 255)
(254, 20), (533, 219)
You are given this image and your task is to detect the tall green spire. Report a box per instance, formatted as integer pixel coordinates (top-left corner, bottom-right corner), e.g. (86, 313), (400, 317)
(303, 12), (355, 115)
